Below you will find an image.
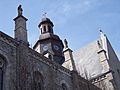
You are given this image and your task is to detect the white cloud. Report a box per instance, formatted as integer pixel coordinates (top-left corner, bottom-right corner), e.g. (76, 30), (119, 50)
(63, 3), (71, 13)
(103, 12), (120, 17)
(59, 0), (99, 15)
(84, 1), (91, 5)
(46, 0), (100, 26)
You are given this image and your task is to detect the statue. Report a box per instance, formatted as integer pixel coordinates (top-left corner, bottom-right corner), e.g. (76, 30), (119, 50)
(18, 5), (23, 16)
(97, 40), (102, 49)
(64, 39), (68, 49)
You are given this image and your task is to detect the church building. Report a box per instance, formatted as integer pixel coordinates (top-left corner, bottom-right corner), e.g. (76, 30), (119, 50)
(0, 5), (101, 90)
(74, 30), (120, 90)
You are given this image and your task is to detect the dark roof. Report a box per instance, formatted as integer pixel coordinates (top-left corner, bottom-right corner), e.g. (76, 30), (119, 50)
(38, 17), (54, 27)
(39, 33), (60, 40)
(13, 15), (28, 21)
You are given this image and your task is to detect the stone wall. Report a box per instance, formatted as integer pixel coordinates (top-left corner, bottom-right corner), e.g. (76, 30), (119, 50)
(0, 31), (17, 90)
(0, 31), (100, 90)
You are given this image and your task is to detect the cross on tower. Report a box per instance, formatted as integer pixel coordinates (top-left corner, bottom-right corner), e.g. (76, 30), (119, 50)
(42, 12), (47, 18)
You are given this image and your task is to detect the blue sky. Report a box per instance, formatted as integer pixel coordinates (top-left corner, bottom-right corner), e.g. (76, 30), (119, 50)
(0, 0), (120, 59)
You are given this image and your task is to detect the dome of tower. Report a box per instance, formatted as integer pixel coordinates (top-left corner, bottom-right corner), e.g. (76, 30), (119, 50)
(41, 17), (51, 22)
(38, 17), (54, 27)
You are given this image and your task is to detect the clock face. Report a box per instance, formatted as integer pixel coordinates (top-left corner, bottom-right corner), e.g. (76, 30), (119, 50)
(43, 45), (48, 51)
(53, 45), (59, 50)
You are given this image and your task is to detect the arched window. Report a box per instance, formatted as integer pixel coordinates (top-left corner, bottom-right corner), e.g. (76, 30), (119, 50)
(33, 71), (44, 90)
(48, 25), (51, 32)
(62, 83), (67, 90)
(0, 56), (4, 90)
(43, 26), (46, 33)
(40, 28), (42, 34)
(48, 54), (52, 60)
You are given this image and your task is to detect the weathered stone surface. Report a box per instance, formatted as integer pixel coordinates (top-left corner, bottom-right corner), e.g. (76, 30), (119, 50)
(73, 32), (120, 90)
(0, 31), (100, 90)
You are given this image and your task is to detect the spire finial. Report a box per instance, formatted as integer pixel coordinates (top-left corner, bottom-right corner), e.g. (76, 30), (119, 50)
(99, 29), (103, 34)
(18, 5), (23, 16)
(64, 39), (68, 49)
(100, 29), (102, 33)
(98, 27), (102, 32)
(98, 27), (106, 37)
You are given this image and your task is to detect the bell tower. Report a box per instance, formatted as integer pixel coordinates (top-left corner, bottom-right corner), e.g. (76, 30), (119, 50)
(38, 13), (54, 34)
(33, 15), (65, 65)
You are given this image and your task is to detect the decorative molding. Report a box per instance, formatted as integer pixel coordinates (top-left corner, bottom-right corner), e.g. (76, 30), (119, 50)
(28, 48), (71, 76)
(90, 70), (112, 83)
(0, 31), (18, 47)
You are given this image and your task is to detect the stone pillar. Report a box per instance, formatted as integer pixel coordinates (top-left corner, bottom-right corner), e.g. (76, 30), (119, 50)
(71, 70), (80, 90)
(62, 39), (76, 71)
(97, 40), (116, 90)
(97, 48), (109, 72)
(16, 43), (29, 90)
(14, 5), (28, 45)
